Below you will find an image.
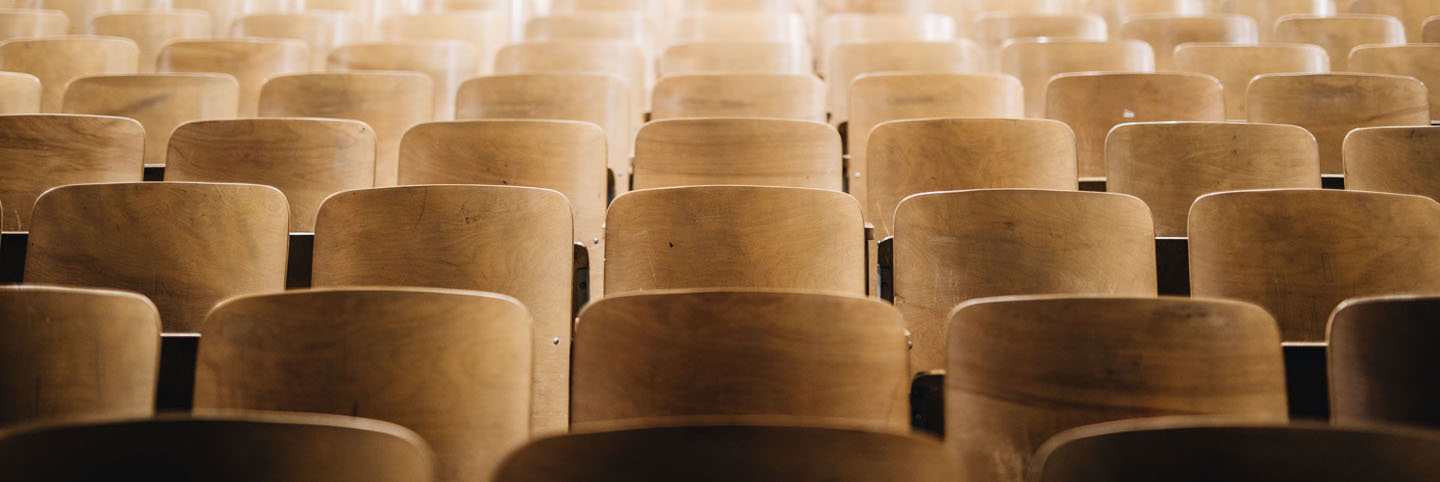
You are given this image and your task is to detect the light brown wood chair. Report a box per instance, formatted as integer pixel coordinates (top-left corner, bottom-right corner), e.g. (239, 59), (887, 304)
(826, 40), (982, 126)
(0, 72), (39, 114)
(194, 288), (530, 482)
(0, 413), (435, 482)
(679, 0), (797, 13)
(894, 190), (1157, 373)
(328, 42), (479, 122)
(1046, 72), (1223, 180)
(454, 73), (631, 193)
(231, 13), (362, 69)
(1108, 122), (1320, 237)
(259, 72), (432, 187)
(1345, 126), (1440, 200)
(311, 185), (572, 434)
(379, 12), (508, 73)
(867, 118), (1077, 238)
(157, 39), (309, 117)
(523, 13), (655, 55)
(948, 295), (1289, 482)
(970, 13), (1108, 72)
(1273, 14), (1403, 70)
(572, 290), (909, 429)
(62, 73), (238, 165)
(1189, 189), (1440, 341)
(1031, 419), (1440, 482)
(652, 74), (824, 121)
(0, 114), (142, 231)
(92, 10), (210, 73)
(0, 36), (138, 112)
(0, 9), (68, 41)
(1000, 39), (1155, 117)
(848, 73), (1023, 212)
(1350, 45), (1440, 122)
(939, 0), (1078, 27)
(1247, 73), (1428, 175)
(1329, 295), (1440, 430)
(673, 12), (807, 43)
(817, 13), (956, 72)
(659, 41), (812, 76)
(1222, 0), (1336, 41)
(166, 118), (375, 232)
(1426, 13), (1440, 40)
(25, 182), (288, 332)
(1348, 0), (1440, 41)
(1173, 43), (1329, 120)
(495, 41), (647, 128)
(0, 285), (158, 428)
(633, 118), (841, 190)
(1097, 0), (1206, 37)
(1120, 14), (1259, 70)
(496, 421), (956, 482)
(604, 185), (865, 295)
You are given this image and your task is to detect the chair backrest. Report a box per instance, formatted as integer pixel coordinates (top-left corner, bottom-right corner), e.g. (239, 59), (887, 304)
(194, 288), (531, 482)
(1119, 14), (1259, 70)
(24, 182), (288, 332)
(327, 41), (479, 122)
(1046, 72), (1224, 179)
(1426, 14), (1440, 40)
(523, 12), (654, 51)
(651, 74), (824, 121)
(62, 73), (238, 165)
(259, 72), (432, 187)
(659, 41), (812, 76)
(948, 295), (1289, 482)
(1222, 0), (1336, 40)
(1347, 0), (1440, 41)
(0, 72), (41, 114)
(0, 36), (139, 112)
(1032, 419), (1440, 482)
(1329, 295), (1440, 429)
(848, 72), (1024, 212)
(1247, 73), (1428, 175)
(970, 13), (1107, 71)
(157, 39), (309, 117)
(867, 118), (1078, 238)
(633, 118), (840, 190)
(166, 118), (375, 232)
(0, 9), (67, 41)
(680, 0), (796, 13)
(1000, 39), (1155, 117)
(0, 114), (143, 231)
(1173, 43), (1330, 119)
(673, 12), (807, 43)
(572, 290), (909, 428)
(91, 10), (209, 74)
(1099, 0), (1206, 36)
(0, 413), (435, 482)
(0, 285), (158, 428)
(231, 13), (362, 69)
(894, 190), (1157, 373)
(826, 40), (981, 124)
(495, 421), (956, 482)
(1108, 122), (1321, 237)
(1274, 14), (1403, 70)
(379, 12), (508, 73)
(604, 185), (865, 295)
(1189, 189), (1440, 341)
(817, 13), (956, 70)
(1350, 44), (1440, 121)
(1345, 126), (1440, 201)
(494, 41), (647, 129)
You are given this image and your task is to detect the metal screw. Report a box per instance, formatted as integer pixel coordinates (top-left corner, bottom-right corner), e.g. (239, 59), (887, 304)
(552, 337), (560, 345)
(592, 237), (600, 245)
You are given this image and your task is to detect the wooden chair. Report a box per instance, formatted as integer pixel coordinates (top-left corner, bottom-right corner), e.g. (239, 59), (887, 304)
(1189, 189), (1440, 341)
(1350, 45), (1440, 121)
(939, 0), (1081, 27)
(0, 36), (139, 112)
(1426, 13), (1440, 40)
(523, 12), (655, 54)
(1348, 0), (1440, 41)
(572, 290), (910, 429)
(454, 73), (631, 192)
(826, 40), (982, 125)
(0, 114), (142, 231)
(0, 285), (158, 428)
(311, 185), (573, 434)
(1345, 126), (1440, 200)
(817, 13), (956, 72)
(673, 12), (807, 43)
(895, 190), (1157, 373)
(1173, 43), (1329, 119)
(379, 12), (508, 73)
(1046, 72), (1224, 180)
(867, 118), (1077, 238)
(1222, 0), (1336, 41)
(679, 0), (797, 13)
(231, 13), (362, 69)
(605, 185), (864, 295)
(494, 41), (646, 130)
(970, 13), (1108, 71)
(194, 288), (531, 482)
(327, 42), (478, 122)
(1031, 419), (1440, 482)
(1329, 295), (1440, 429)
(0, 413), (435, 482)
(25, 182), (288, 332)
(91, 11), (210, 73)
(157, 39), (309, 117)
(35, 0), (143, 35)
(166, 118), (375, 232)
(62, 73), (237, 165)
(1108, 122), (1320, 237)
(1120, 14), (1259, 70)
(259, 72), (432, 187)
(0, 9), (67, 41)
(1274, 14), (1403, 70)
(1095, 0), (1206, 37)
(633, 118), (840, 190)
(651, 74), (824, 121)
(1247, 73), (1428, 175)
(948, 295), (1289, 482)
(848, 73), (1022, 211)
(495, 421), (956, 482)
(659, 42), (811, 76)
(0, 72), (39, 114)
(1000, 39), (1155, 117)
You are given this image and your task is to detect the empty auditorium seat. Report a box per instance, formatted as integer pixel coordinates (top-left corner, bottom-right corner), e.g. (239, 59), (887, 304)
(0, 9), (67, 41)
(1223, 0), (1336, 41)
(92, 10), (210, 73)
(651, 74), (825, 121)
(1000, 39), (1155, 117)
(0, 114), (142, 231)
(0, 72), (39, 114)
(231, 13), (362, 69)
(633, 118), (841, 189)
(1173, 43), (1329, 120)
(1273, 14), (1403, 71)
(62, 73), (238, 165)
(659, 41), (813, 76)
(1344, 126), (1440, 200)
(1247, 73), (1428, 175)
(970, 13), (1108, 72)
(826, 40), (982, 125)
(495, 41), (648, 126)
(1046, 72), (1224, 179)
(1329, 294), (1440, 429)
(673, 12), (807, 43)
(1348, 0), (1440, 42)
(156, 39), (309, 117)
(1119, 14), (1259, 70)
(1349, 44), (1440, 121)
(328, 42), (479, 122)
(0, 36), (139, 112)
(379, 12), (509, 71)
(817, 13), (957, 71)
